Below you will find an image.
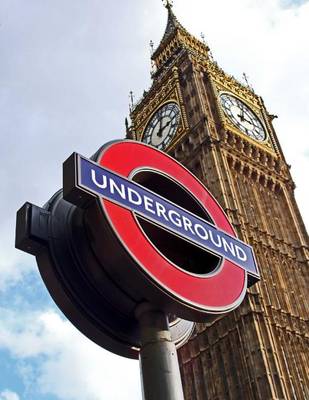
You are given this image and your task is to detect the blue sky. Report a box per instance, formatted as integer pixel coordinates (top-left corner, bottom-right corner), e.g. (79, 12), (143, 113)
(1, 1), (308, 399)
(281, 0), (308, 6)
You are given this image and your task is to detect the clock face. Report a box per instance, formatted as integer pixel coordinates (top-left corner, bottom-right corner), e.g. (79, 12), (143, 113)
(220, 93), (266, 141)
(142, 102), (180, 150)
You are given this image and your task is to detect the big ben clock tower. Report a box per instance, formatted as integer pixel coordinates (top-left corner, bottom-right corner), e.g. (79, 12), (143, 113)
(128, 2), (309, 399)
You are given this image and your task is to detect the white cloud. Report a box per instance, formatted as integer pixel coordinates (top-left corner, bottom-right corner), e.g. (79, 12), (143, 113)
(0, 308), (141, 400)
(0, 242), (34, 293)
(0, 390), (20, 400)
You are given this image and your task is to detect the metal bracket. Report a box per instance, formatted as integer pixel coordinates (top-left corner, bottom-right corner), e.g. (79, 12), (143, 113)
(15, 202), (50, 256)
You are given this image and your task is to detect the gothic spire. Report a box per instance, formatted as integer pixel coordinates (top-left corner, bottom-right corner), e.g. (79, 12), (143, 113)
(151, 1), (210, 79)
(160, 0), (187, 44)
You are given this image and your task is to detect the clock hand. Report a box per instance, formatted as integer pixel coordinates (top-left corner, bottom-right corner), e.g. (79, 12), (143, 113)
(161, 120), (172, 131)
(237, 108), (253, 126)
(242, 115), (253, 126)
(157, 120), (172, 138)
(158, 113), (163, 137)
(237, 105), (245, 121)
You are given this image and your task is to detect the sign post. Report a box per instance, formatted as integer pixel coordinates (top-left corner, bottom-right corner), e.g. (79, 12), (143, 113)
(16, 140), (260, 399)
(136, 303), (184, 400)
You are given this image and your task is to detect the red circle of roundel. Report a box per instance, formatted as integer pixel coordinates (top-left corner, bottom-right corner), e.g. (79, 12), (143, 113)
(97, 141), (246, 313)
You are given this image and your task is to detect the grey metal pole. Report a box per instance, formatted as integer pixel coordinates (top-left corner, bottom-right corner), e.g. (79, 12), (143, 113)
(135, 303), (185, 400)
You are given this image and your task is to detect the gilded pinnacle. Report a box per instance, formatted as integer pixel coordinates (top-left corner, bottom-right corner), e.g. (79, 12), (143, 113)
(162, 0), (173, 9)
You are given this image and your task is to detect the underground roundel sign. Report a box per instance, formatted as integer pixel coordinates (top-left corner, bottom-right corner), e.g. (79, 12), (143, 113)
(63, 140), (259, 320)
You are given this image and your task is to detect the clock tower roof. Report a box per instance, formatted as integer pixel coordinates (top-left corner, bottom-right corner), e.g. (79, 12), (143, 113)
(151, 1), (210, 78)
(159, 1), (186, 46)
